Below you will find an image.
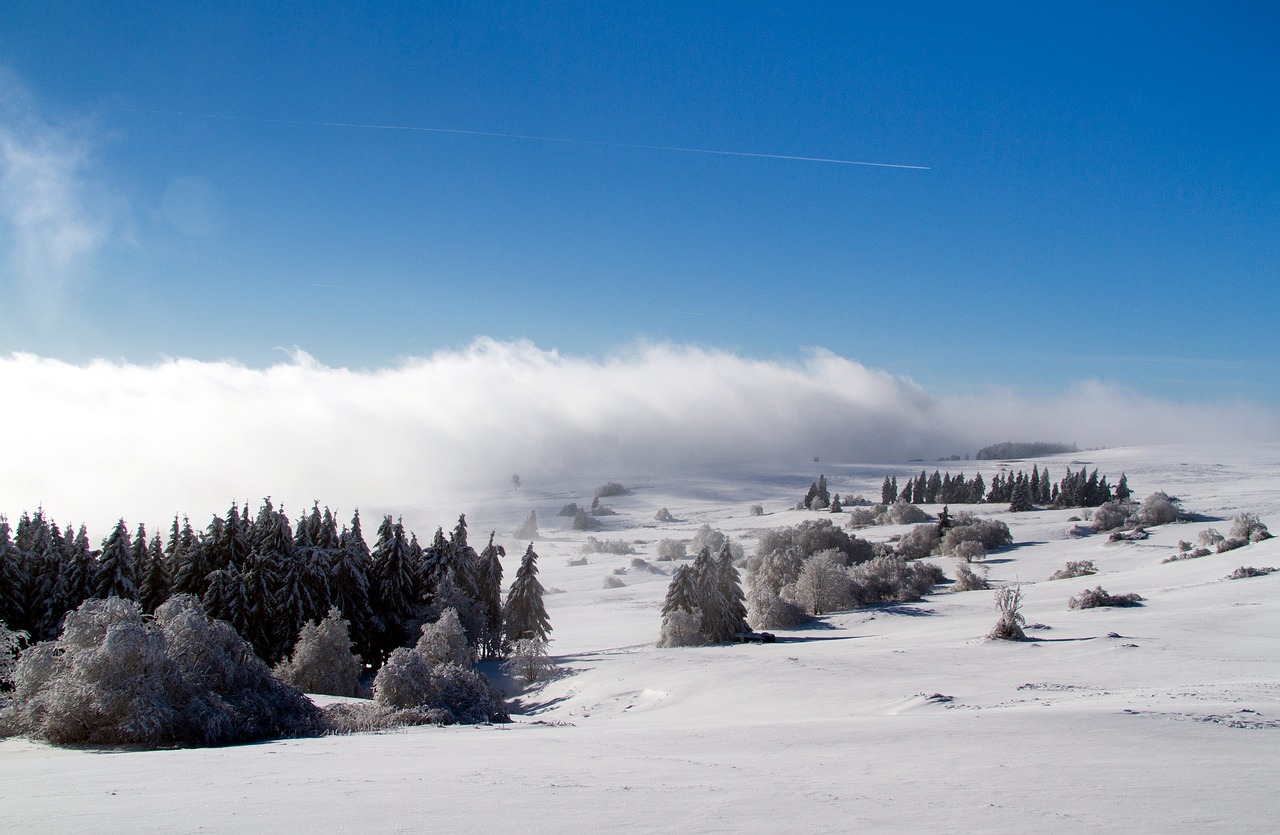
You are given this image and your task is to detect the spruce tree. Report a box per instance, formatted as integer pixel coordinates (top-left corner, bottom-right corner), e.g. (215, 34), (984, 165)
(504, 544), (550, 644)
(660, 564), (700, 618)
(95, 519), (138, 600)
(1008, 475), (1035, 513)
(0, 516), (24, 630)
(371, 516), (417, 661)
(881, 476), (895, 505)
(139, 533), (171, 614)
(712, 543), (748, 641)
(330, 513), (374, 664)
(691, 546), (727, 642)
(473, 532), (505, 659)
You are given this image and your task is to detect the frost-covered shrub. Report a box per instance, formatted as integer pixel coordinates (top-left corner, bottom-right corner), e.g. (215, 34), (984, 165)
(941, 518), (1012, 555)
(1068, 587), (1143, 609)
(580, 537), (635, 555)
(846, 556), (943, 607)
(657, 608), (707, 648)
(691, 524), (727, 555)
(755, 519), (872, 566)
(594, 482), (628, 498)
(1, 596), (322, 748)
(275, 607), (363, 698)
(557, 503), (580, 517)
(847, 505), (883, 527)
(1163, 547), (1212, 563)
(1134, 492), (1180, 527)
(503, 637), (554, 684)
(1198, 528), (1225, 548)
(321, 702), (446, 733)
(746, 585), (809, 630)
(427, 662), (509, 724)
(878, 500), (931, 525)
(896, 524), (941, 560)
(372, 647), (435, 709)
(415, 609), (471, 668)
(786, 550), (851, 615)
(749, 504), (765, 517)
(1091, 501), (1132, 532)
(1, 622), (26, 688)
(988, 585), (1026, 640)
(1230, 513), (1272, 542)
(1048, 560), (1097, 581)
(953, 541), (986, 563)
(572, 509), (597, 531)
(656, 539), (687, 561)
(1227, 565), (1276, 579)
(1216, 537), (1247, 553)
(952, 562), (989, 591)
(566, 555), (589, 567)
(654, 507), (674, 522)
(602, 575), (626, 589)
(513, 510), (539, 539)
(748, 547), (805, 597)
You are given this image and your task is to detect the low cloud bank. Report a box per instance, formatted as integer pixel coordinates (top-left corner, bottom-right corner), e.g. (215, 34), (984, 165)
(3, 339), (1276, 533)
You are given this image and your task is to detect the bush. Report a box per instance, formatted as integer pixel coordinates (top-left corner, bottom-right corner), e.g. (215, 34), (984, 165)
(1134, 492), (1180, 527)
(1068, 587), (1143, 609)
(787, 550), (851, 615)
(373, 646), (508, 723)
(415, 609), (471, 668)
(1091, 501), (1132, 532)
(749, 504), (765, 517)
(602, 576), (626, 589)
(1216, 537), (1248, 553)
(746, 585), (809, 630)
(557, 503), (580, 517)
(1227, 566), (1276, 579)
(572, 509), (597, 531)
(594, 482), (628, 498)
(952, 562), (989, 591)
(878, 500), (931, 525)
(1198, 528), (1225, 548)
(1230, 513), (1272, 542)
(275, 607), (363, 698)
(321, 702), (448, 733)
(896, 524), (941, 560)
(988, 585), (1026, 640)
(657, 608), (707, 648)
(654, 507), (674, 522)
(580, 537), (635, 555)
(513, 510), (539, 539)
(1048, 560), (1097, 581)
(847, 505), (882, 527)
(953, 541), (986, 563)
(941, 517), (1012, 555)
(1163, 547), (1212, 563)
(656, 539), (687, 561)
(1, 596), (322, 748)
(846, 556), (944, 607)
(503, 638), (554, 684)
(756, 519), (874, 566)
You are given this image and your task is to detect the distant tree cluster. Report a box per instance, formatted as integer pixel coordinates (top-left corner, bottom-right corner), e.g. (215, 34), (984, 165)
(657, 544), (748, 647)
(975, 441), (1079, 460)
(878, 465), (1129, 512)
(0, 501), (526, 673)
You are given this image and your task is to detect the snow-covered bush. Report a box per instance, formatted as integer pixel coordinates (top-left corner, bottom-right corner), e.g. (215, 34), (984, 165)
(746, 585), (809, 630)
(952, 562), (989, 592)
(847, 505), (883, 527)
(1, 595), (322, 748)
(1091, 501), (1132, 532)
(656, 539), (687, 561)
(372, 647), (435, 709)
(503, 637), (554, 684)
(594, 482), (628, 498)
(1216, 537), (1247, 553)
(896, 524), (941, 560)
(274, 607), (363, 698)
(1068, 587), (1143, 609)
(846, 556), (943, 607)
(691, 524), (727, 555)
(1048, 560), (1097, 581)
(953, 540), (986, 563)
(415, 608), (471, 668)
(988, 585), (1026, 640)
(878, 500), (931, 525)
(1, 622), (26, 689)
(571, 509), (597, 531)
(1227, 565), (1276, 579)
(941, 517), (1012, 555)
(749, 504), (765, 517)
(580, 537), (635, 555)
(602, 576), (625, 589)
(1163, 547), (1211, 563)
(787, 550), (850, 615)
(1230, 513), (1272, 543)
(657, 608), (707, 647)
(1134, 492), (1180, 527)
(654, 507), (674, 522)
(372, 646), (507, 723)
(755, 519), (873, 566)
(557, 503), (580, 517)
(1198, 528), (1225, 548)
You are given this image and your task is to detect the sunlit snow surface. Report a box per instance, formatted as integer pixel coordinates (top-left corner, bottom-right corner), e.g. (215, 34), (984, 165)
(3, 444), (1279, 832)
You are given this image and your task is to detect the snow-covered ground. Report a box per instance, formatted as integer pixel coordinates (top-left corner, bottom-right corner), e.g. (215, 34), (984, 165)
(3, 444), (1279, 832)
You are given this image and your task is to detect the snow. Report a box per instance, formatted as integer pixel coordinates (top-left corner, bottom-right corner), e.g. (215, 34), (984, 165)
(4, 444), (1280, 832)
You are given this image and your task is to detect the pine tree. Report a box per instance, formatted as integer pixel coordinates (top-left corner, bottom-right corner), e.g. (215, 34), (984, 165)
(1008, 475), (1035, 513)
(660, 564), (700, 618)
(712, 543), (748, 640)
(371, 516), (418, 661)
(816, 475), (830, 509)
(691, 545), (727, 642)
(95, 519), (138, 601)
(202, 566), (251, 637)
(330, 512), (374, 665)
(504, 544), (550, 644)
(139, 533), (170, 614)
(1115, 473), (1132, 503)
(0, 516), (24, 630)
(881, 476), (895, 505)
(473, 532), (505, 659)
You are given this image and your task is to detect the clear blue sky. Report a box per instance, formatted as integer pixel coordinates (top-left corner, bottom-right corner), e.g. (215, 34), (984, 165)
(2, 1), (1277, 404)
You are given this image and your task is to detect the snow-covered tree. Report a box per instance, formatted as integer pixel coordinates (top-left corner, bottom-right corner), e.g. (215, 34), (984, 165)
(415, 607), (471, 667)
(473, 532), (505, 659)
(275, 607), (363, 697)
(94, 520), (137, 601)
(503, 637), (554, 683)
(504, 544), (550, 644)
(138, 534), (170, 614)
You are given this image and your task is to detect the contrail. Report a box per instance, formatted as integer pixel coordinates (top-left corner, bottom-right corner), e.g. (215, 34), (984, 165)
(119, 108), (930, 170)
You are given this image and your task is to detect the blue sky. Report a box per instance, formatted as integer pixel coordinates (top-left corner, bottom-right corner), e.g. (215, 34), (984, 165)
(1, 1), (1277, 404)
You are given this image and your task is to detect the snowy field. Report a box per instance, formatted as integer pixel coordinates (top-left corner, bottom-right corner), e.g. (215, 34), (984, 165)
(3, 444), (1279, 833)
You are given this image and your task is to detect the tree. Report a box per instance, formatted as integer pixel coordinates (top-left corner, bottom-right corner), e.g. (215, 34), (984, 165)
(415, 608), (471, 667)
(503, 638), (553, 683)
(789, 550), (848, 615)
(330, 513), (374, 664)
(95, 519), (138, 601)
(1008, 475), (1035, 513)
(473, 533), (505, 659)
(138, 533), (170, 614)
(881, 476), (896, 505)
(504, 544), (550, 644)
(275, 607), (363, 697)
(371, 515), (418, 661)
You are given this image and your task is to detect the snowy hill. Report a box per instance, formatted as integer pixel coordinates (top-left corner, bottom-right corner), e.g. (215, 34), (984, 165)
(3, 444), (1279, 832)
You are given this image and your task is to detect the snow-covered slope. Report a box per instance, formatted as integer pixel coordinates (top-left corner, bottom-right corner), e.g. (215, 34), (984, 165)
(3, 444), (1279, 832)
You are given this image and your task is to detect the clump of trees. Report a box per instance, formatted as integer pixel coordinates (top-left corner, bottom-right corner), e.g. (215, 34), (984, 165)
(878, 465), (1129, 510)
(274, 607), (363, 698)
(657, 544), (748, 646)
(976, 441), (1078, 460)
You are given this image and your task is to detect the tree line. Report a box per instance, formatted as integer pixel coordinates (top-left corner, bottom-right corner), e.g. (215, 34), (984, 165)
(0, 500), (549, 670)
(879, 465), (1130, 510)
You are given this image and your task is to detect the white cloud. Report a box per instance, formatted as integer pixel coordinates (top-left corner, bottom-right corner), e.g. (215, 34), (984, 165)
(3, 339), (1276, 536)
(0, 70), (112, 323)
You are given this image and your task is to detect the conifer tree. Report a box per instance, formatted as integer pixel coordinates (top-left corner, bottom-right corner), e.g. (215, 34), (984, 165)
(660, 564), (700, 618)
(691, 546), (728, 642)
(712, 543), (749, 640)
(371, 515), (417, 661)
(881, 476), (896, 505)
(473, 532), (505, 659)
(0, 516), (24, 630)
(202, 566), (251, 637)
(1008, 475), (1035, 513)
(330, 512), (374, 664)
(504, 543), (550, 644)
(139, 533), (170, 614)
(95, 519), (138, 600)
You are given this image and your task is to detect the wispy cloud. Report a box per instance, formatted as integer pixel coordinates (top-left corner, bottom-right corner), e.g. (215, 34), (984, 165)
(0, 69), (113, 324)
(3, 340), (1276, 534)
